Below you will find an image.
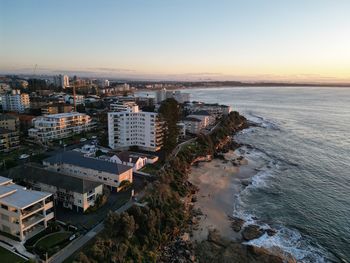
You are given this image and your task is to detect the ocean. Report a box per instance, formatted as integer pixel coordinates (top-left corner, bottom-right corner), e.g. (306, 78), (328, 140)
(184, 86), (350, 262)
(136, 86), (350, 261)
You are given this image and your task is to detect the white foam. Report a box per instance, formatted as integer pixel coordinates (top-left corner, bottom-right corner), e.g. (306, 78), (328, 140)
(244, 227), (329, 263)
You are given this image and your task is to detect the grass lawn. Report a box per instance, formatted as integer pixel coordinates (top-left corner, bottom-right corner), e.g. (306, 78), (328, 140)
(0, 247), (27, 263)
(35, 232), (72, 250)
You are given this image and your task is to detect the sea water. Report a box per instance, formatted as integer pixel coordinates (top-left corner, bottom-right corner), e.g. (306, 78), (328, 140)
(186, 86), (350, 262)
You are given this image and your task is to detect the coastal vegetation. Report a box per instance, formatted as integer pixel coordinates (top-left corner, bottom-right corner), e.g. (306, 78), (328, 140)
(75, 111), (247, 263)
(158, 98), (181, 155)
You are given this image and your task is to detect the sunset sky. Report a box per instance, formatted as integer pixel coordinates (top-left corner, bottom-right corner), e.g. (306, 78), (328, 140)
(1, 0), (350, 82)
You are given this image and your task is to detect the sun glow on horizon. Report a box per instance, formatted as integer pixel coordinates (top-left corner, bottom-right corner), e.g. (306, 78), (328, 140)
(1, 0), (350, 83)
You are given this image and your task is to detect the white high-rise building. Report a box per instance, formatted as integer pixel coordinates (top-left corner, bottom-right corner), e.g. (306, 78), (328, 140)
(1, 90), (30, 113)
(28, 112), (93, 142)
(108, 104), (164, 152)
(156, 88), (167, 103)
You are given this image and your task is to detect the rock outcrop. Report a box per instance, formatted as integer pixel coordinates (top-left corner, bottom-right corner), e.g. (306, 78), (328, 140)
(195, 230), (297, 263)
(241, 225), (265, 241)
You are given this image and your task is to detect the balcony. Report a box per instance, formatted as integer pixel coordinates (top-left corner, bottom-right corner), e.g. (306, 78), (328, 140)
(21, 203), (44, 218)
(44, 201), (53, 210)
(22, 214), (45, 230)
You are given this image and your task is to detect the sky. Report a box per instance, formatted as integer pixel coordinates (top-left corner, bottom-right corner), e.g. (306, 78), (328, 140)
(1, 0), (350, 82)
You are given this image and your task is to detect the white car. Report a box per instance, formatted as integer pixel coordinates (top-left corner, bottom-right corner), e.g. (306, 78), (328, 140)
(80, 138), (87, 142)
(19, 154), (30, 160)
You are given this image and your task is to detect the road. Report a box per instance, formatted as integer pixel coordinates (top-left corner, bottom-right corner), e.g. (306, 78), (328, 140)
(50, 191), (145, 263)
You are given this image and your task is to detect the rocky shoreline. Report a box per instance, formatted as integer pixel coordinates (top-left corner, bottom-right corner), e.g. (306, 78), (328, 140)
(160, 124), (297, 263)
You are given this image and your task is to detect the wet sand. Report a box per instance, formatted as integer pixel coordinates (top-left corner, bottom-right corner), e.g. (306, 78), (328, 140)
(189, 150), (259, 241)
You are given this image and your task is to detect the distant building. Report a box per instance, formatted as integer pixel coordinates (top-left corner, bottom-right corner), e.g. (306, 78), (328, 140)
(65, 94), (85, 105)
(155, 88), (167, 103)
(1, 90), (30, 113)
(6, 114), (36, 135)
(0, 176), (54, 241)
(177, 122), (186, 138)
(108, 104), (164, 152)
(0, 83), (11, 94)
(187, 110), (214, 127)
(109, 101), (139, 112)
(0, 114), (19, 131)
(3, 165), (103, 213)
(53, 75), (70, 89)
(43, 151), (133, 190)
(41, 103), (73, 115)
(183, 117), (203, 134)
(0, 128), (20, 153)
(155, 89), (190, 104)
(28, 112), (93, 142)
(184, 102), (231, 118)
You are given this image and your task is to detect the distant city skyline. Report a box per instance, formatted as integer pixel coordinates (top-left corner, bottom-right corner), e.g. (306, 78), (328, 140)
(1, 0), (350, 83)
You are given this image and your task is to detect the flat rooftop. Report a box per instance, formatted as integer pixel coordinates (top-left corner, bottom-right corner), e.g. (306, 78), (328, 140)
(2, 165), (102, 194)
(38, 112), (89, 119)
(0, 180), (51, 209)
(0, 176), (12, 186)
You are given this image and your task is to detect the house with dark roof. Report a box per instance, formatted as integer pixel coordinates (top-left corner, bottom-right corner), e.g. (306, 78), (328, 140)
(43, 151), (133, 190)
(1, 164), (103, 212)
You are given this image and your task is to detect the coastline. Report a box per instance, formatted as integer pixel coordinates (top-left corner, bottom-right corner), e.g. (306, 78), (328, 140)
(186, 136), (297, 263)
(188, 150), (254, 242)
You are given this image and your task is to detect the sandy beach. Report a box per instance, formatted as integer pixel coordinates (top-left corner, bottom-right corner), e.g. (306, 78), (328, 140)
(189, 149), (260, 241)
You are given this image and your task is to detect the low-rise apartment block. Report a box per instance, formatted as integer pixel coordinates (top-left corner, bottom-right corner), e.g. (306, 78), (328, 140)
(0, 176), (54, 241)
(3, 165), (103, 213)
(108, 103), (164, 152)
(28, 112), (93, 142)
(43, 151), (133, 190)
(184, 102), (231, 118)
(41, 103), (73, 115)
(183, 117), (203, 134)
(0, 114), (19, 131)
(0, 128), (20, 153)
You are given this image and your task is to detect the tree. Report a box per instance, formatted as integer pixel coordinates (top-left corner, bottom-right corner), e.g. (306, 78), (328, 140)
(158, 98), (181, 154)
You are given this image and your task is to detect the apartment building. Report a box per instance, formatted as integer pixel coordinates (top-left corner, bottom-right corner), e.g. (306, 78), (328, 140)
(108, 104), (164, 152)
(110, 101), (138, 112)
(53, 74), (70, 88)
(187, 110), (214, 127)
(184, 102), (231, 118)
(0, 128), (20, 153)
(28, 112), (93, 142)
(0, 176), (54, 241)
(43, 151), (133, 190)
(183, 117), (203, 134)
(41, 103), (73, 115)
(1, 90), (30, 113)
(3, 165), (103, 213)
(0, 114), (19, 131)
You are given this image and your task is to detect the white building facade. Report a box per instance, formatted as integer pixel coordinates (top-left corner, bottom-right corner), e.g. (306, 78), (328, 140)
(108, 104), (164, 152)
(0, 176), (54, 241)
(28, 112), (93, 142)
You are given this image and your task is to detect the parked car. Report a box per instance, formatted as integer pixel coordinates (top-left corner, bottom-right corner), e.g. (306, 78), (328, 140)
(80, 138), (87, 142)
(19, 154), (30, 160)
